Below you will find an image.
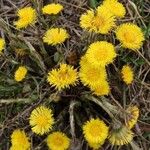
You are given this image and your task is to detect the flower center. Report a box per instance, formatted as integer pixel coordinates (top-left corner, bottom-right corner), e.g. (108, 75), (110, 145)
(123, 32), (134, 43)
(59, 70), (69, 80)
(37, 115), (48, 126)
(53, 137), (64, 145)
(89, 125), (101, 137)
(95, 49), (108, 62)
(92, 15), (105, 28)
(88, 68), (100, 81)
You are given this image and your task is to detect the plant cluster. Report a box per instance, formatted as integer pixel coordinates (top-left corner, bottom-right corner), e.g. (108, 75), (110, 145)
(0, 0), (149, 150)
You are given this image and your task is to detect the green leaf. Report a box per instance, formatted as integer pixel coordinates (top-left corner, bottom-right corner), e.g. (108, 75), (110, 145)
(54, 52), (61, 62)
(89, 0), (98, 8)
(144, 22), (150, 38)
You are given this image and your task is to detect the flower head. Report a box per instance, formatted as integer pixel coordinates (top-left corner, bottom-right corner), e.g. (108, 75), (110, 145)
(126, 106), (139, 129)
(121, 65), (134, 84)
(108, 125), (133, 145)
(116, 23), (145, 50)
(47, 64), (78, 91)
(83, 118), (109, 144)
(14, 66), (27, 82)
(86, 41), (117, 67)
(14, 7), (37, 29)
(47, 131), (70, 150)
(10, 129), (30, 150)
(90, 80), (110, 96)
(29, 106), (54, 135)
(79, 56), (107, 87)
(42, 3), (63, 15)
(43, 28), (69, 45)
(0, 38), (5, 54)
(80, 6), (115, 34)
(102, 0), (126, 18)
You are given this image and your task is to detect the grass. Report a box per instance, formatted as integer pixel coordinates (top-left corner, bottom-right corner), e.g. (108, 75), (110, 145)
(0, 0), (150, 149)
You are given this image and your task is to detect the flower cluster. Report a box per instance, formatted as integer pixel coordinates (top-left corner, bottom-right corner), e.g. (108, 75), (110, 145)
(1, 0), (144, 149)
(79, 57), (109, 96)
(79, 41), (117, 96)
(11, 106), (70, 150)
(80, 6), (115, 34)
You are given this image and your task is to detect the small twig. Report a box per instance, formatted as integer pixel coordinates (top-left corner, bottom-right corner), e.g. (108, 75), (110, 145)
(0, 98), (31, 104)
(86, 95), (115, 119)
(137, 50), (150, 67)
(69, 100), (77, 140)
(23, 37), (47, 73)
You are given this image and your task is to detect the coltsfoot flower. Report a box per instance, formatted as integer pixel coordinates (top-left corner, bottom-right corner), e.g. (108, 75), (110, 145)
(0, 38), (5, 54)
(86, 41), (117, 67)
(43, 28), (69, 45)
(42, 3), (63, 15)
(90, 80), (110, 96)
(29, 106), (54, 135)
(14, 7), (37, 29)
(47, 131), (70, 150)
(10, 129), (30, 150)
(79, 56), (107, 87)
(121, 65), (134, 84)
(47, 64), (78, 91)
(102, 0), (126, 18)
(116, 23), (145, 50)
(83, 118), (109, 147)
(126, 106), (139, 129)
(14, 66), (27, 82)
(108, 125), (133, 145)
(80, 6), (115, 34)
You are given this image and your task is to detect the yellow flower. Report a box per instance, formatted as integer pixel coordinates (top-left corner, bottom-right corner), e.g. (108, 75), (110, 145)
(47, 64), (78, 91)
(79, 56), (107, 87)
(83, 118), (109, 144)
(14, 66), (27, 82)
(108, 125), (133, 145)
(47, 131), (70, 150)
(86, 41), (117, 67)
(42, 3), (63, 15)
(90, 80), (110, 96)
(43, 28), (69, 45)
(29, 106), (54, 135)
(121, 65), (134, 84)
(102, 0), (126, 18)
(0, 38), (5, 54)
(14, 48), (27, 56)
(10, 129), (30, 150)
(126, 106), (139, 129)
(80, 6), (115, 34)
(116, 23), (145, 50)
(14, 7), (37, 29)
